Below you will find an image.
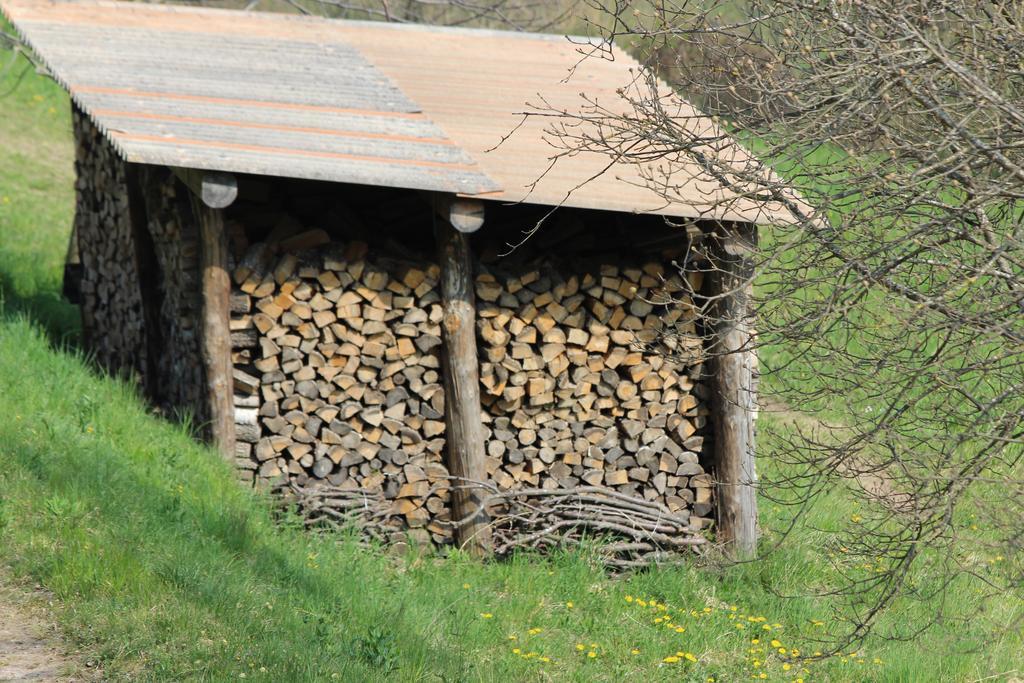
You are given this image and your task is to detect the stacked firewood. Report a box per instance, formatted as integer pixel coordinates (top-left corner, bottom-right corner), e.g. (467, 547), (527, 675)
(135, 165), (206, 419)
(230, 237), (454, 544)
(72, 108), (147, 379)
(475, 258), (714, 529)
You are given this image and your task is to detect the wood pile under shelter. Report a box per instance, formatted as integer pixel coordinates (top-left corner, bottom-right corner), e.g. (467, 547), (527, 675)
(4, 0), (794, 563)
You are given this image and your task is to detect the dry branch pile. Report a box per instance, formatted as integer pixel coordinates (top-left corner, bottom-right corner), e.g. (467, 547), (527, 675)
(230, 236), (456, 545)
(475, 258), (714, 532)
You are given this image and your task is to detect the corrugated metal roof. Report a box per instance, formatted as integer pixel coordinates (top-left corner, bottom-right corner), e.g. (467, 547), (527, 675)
(1, 0), (795, 223)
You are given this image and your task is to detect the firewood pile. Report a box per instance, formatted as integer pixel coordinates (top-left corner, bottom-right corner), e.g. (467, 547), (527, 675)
(474, 258), (714, 531)
(72, 110), (147, 378)
(231, 228), (715, 552)
(230, 235), (456, 545)
(135, 166), (206, 416)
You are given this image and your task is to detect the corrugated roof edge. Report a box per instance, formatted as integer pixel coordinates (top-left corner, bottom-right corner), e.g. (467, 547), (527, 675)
(7, 0), (605, 44)
(1, 0), (136, 162)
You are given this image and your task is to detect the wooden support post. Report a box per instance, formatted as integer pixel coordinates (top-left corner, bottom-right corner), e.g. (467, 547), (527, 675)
(435, 197), (492, 556)
(705, 223), (758, 559)
(185, 171), (236, 461)
(124, 163), (164, 399)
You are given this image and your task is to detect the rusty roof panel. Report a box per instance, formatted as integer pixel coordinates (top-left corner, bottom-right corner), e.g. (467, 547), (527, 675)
(1, 0), (796, 223)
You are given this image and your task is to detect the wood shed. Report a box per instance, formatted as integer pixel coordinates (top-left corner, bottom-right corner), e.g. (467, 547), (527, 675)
(3, 0), (790, 560)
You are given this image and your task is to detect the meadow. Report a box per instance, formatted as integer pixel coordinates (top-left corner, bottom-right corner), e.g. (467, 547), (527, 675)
(1, 36), (1021, 682)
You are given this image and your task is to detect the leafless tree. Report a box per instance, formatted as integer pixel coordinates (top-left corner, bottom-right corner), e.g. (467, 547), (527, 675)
(524, 0), (1023, 654)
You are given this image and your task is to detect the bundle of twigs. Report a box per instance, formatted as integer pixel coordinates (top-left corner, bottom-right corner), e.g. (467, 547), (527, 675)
(283, 477), (707, 569)
(455, 482), (707, 569)
(279, 480), (399, 543)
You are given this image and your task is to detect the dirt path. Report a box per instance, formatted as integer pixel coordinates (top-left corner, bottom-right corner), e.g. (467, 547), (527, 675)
(0, 575), (90, 682)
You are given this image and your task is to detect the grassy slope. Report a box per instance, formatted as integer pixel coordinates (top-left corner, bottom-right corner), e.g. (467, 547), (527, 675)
(0, 42), (1020, 683)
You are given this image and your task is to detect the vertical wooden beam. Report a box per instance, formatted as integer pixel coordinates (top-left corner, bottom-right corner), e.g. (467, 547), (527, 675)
(124, 163), (164, 400)
(435, 197), (492, 556)
(705, 223), (758, 559)
(190, 191), (236, 461)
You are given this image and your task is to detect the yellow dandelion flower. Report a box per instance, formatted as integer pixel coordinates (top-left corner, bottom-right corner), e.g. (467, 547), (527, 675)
(512, 648), (521, 655)
(654, 617), (664, 624)
(625, 595), (634, 602)
(730, 605), (738, 611)
(463, 583), (470, 589)
(851, 514), (862, 522)
(783, 663), (792, 671)
(587, 651), (597, 659)
(575, 644), (585, 651)
(566, 601), (574, 609)
(637, 599), (648, 607)
(759, 674), (767, 680)
(751, 639), (760, 644)
(770, 640), (781, 648)
(662, 656), (680, 664)
(631, 648), (640, 655)
(761, 624), (772, 631)
(540, 656), (551, 663)
(684, 653), (698, 663)
(772, 623), (782, 628)
(735, 623), (745, 629)
(508, 635), (517, 641)
(528, 628), (542, 635)
(481, 613), (493, 619)
(675, 626), (685, 633)
(778, 648), (788, 655)
(873, 658), (883, 665)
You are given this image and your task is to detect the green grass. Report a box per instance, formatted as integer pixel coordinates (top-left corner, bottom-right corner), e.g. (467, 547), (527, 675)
(1, 32), (1021, 683)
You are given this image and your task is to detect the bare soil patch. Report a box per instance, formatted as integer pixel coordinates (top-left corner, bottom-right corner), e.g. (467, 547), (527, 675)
(0, 573), (91, 682)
